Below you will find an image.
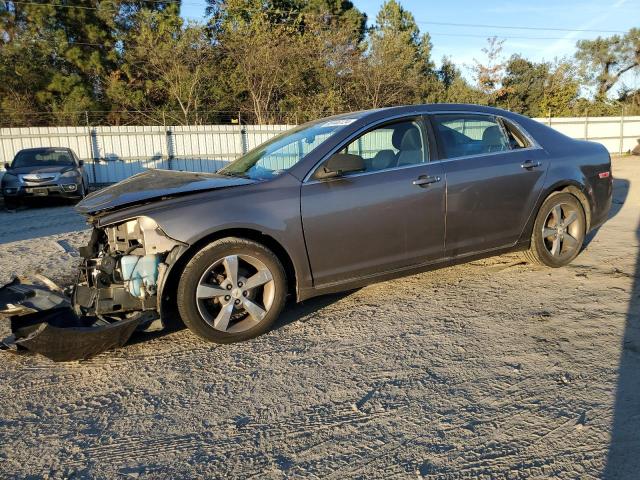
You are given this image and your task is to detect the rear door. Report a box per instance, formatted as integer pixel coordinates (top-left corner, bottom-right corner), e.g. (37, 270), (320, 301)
(301, 117), (446, 286)
(429, 113), (548, 257)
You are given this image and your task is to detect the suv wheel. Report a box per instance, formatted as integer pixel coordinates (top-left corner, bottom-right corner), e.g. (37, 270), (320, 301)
(4, 197), (19, 210)
(177, 237), (287, 343)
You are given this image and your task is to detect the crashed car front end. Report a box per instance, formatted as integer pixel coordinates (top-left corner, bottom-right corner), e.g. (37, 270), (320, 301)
(1, 215), (188, 361)
(1, 169), (257, 361)
(74, 215), (186, 320)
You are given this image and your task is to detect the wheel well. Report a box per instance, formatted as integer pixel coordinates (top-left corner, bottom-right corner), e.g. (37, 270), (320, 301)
(160, 228), (297, 322)
(521, 183), (592, 248)
(553, 184), (592, 231)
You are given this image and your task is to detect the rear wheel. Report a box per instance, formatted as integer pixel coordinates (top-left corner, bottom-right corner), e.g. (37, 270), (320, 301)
(522, 192), (586, 267)
(177, 237), (287, 343)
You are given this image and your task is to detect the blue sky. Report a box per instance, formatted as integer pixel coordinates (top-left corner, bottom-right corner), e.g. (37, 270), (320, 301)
(181, 0), (640, 89)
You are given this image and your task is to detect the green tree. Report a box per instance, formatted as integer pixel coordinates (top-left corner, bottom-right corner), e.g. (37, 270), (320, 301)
(206, 0), (364, 123)
(618, 87), (640, 115)
(427, 57), (486, 105)
(107, 16), (215, 125)
(350, 0), (434, 109)
(0, 0), (182, 125)
(302, 0), (366, 41)
(499, 56), (549, 116)
(471, 36), (509, 105)
(539, 61), (580, 117)
(576, 28), (640, 99)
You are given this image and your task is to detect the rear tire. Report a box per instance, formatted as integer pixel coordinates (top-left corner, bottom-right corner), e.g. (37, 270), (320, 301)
(177, 237), (287, 344)
(522, 192), (586, 267)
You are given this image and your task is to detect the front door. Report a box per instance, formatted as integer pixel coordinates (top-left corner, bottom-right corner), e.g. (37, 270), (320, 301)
(301, 118), (446, 286)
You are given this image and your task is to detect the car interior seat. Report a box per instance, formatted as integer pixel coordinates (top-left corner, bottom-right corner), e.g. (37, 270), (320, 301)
(393, 125), (424, 166)
(482, 125), (508, 153)
(368, 150), (397, 171)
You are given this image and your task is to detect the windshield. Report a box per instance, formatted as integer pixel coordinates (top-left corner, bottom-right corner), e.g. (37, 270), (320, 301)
(218, 118), (358, 180)
(12, 150), (75, 168)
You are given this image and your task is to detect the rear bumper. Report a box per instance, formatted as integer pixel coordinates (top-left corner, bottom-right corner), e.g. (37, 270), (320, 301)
(588, 173), (613, 232)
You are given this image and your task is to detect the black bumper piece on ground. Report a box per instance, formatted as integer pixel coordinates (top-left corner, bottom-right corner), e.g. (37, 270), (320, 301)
(8, 309), (142, 362)
(0, 276), (149, 362)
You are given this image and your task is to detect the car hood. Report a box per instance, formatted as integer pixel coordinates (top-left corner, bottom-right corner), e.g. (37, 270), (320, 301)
(76, 169), (256, 215)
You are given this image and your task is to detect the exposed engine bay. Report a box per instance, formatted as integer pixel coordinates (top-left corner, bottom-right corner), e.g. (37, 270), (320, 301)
(1, 216), (187, 361)
(74, 216), (184, 317)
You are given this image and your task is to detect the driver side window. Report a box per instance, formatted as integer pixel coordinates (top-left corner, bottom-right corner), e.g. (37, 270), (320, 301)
(340, 120), (428, 174)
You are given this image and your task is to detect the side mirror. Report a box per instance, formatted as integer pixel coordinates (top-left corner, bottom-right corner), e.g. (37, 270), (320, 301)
(3, 163), (10, 170)
(315, 153), (364, 180)
(78, 160), (84, 166)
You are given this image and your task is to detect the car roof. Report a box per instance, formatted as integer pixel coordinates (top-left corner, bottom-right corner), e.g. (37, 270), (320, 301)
(16, 147), (73, 153)
(298, 104), (521, 133)
(359, 103), (517, 119)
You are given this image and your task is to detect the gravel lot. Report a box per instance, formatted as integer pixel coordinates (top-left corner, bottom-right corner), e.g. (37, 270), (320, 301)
(0, 157), (638, 479)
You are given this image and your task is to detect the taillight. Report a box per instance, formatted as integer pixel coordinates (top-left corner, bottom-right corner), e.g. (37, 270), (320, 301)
(598, 171), (610, 179)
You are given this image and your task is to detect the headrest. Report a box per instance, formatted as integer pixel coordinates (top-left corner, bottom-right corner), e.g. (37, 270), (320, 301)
(482, 125), (504, 146)
(392, 124), (421, 150)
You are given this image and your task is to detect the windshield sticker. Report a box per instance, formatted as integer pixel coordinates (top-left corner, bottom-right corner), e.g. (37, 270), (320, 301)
(321, 119), (357, 127)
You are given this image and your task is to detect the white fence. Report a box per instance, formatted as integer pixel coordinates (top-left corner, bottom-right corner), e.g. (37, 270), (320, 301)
(0, 116), (638, 184)
(0, 124), (292, 184)
(536, 115), (640, 154)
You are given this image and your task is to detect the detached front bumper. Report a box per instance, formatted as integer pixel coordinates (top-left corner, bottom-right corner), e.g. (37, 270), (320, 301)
(0, 216), (186, 361)
(0, 276), (152, 361)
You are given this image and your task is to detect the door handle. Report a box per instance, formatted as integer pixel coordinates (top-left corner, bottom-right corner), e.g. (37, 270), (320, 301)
(413, 175), (441, 187)
(521, 160), (542, 169)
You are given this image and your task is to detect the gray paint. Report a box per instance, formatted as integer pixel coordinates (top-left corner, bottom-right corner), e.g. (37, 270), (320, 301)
(76, 104), (613, 303)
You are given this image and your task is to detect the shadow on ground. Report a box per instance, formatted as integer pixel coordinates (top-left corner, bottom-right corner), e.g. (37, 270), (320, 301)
(604, 179), (640, 479)
(584, 177), (629, 248)
(128, 290), (356, 346)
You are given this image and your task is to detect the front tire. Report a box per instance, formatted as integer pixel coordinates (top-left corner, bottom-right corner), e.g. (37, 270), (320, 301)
(523, 192), (586, 267)
(177, 237), (287, 343)
(4, 197), (20, 210)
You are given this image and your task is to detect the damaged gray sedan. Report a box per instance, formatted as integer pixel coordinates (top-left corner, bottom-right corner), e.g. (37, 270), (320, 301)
(1, 104), (613, 360)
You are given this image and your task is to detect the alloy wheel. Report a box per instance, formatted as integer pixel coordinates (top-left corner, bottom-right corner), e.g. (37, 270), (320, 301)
(196, 254), (275, 333)
(541, 203), (582, 258)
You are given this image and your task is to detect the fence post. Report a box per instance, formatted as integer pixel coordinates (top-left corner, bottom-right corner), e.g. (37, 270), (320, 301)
(239, 112), (248, 155)
(547, 108), (552, 126)
(166, 127), (174, 170)
(85, 111), (97, 185)
(583, 110), (589, 140)
(620, 106), (625, 154)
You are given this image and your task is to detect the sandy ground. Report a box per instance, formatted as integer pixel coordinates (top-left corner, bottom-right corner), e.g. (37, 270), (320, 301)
(0, 157), (638, 479)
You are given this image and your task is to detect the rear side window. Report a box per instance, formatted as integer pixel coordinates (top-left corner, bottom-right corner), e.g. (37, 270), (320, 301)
(502, 118), (531, 149)
(432, 114), (510, 159)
